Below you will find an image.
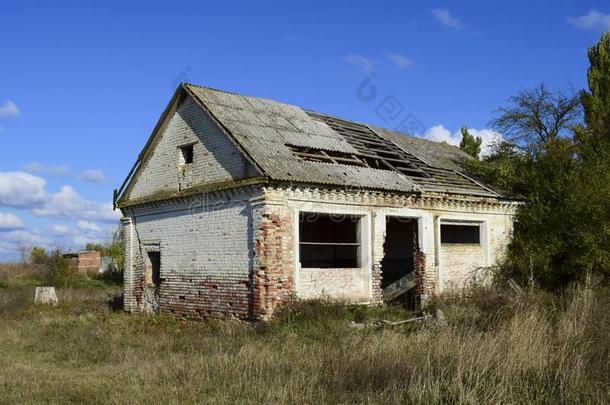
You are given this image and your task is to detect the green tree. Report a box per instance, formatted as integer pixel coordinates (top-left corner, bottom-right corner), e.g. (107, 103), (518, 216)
(490, 84), (581, 147)
(466, 84), (581, 197)
(30, 246), (48, 265)
(459, 127), (482, 159)
(581, 32), (610, 141)
(103, 227), (124, 271)
(85, 243), (104, 252)
(47, 249), (83, 287)
(491, 37), (610, 289)
(466, 141), (527, 196)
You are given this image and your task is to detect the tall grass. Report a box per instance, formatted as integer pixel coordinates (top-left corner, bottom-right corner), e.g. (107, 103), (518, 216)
(0, 259), (120, 290)
(0, 263), (609, 403)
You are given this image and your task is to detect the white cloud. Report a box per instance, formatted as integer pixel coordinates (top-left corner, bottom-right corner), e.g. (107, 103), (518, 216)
(0, 101), (20, 118)
(23, 162), (69, 175)
(53, 220), (111, 249)
(72, 220), (108, 248)
(0, 229), (54, 252)
(0, 172), (47, 208)
(431, 8), (463, 30)
(22, 162), (44, 173)
(345, 54), (376, 73)
(52, 224), (70, 235)
(0, 171), (119, 223)
(417, 125), (503, 157)
(76, 220), (102, 232)
(0, 218), (114, 259)
(78, 169), (107, 183)
(567, 10), (610, 31)
(0, 242), (15, 255)
(386, 53), (413, 69)
(0, 212), (25, 231)
(72, 233), (104, 247)
(31, 185), (120, 223)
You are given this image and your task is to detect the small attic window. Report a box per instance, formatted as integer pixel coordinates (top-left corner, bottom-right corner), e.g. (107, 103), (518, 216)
(179, 144), (194, 165)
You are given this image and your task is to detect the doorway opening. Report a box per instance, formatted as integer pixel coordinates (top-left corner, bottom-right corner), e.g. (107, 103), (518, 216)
(381, 216), (418, 305)
(146, 251), (161, 287)
(142, 248), (161, 314)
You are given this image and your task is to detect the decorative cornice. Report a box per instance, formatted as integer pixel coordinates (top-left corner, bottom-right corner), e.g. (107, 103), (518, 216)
(119, 177), (268, 209)
(266, 185), (520, 214)
(121, 179), (521, 217)
(120, 183), (264, 215)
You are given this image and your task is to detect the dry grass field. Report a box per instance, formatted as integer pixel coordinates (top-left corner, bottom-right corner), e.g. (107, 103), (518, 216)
(1, 263), (609, 404)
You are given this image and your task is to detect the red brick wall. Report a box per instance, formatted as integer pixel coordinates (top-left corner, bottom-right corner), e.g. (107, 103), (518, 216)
(251, 207), (295, 320)
(66, 251), (101, 275)
(159, 271), (251, 319)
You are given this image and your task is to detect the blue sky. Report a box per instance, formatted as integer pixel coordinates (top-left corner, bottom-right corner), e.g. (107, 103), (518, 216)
(0, 1), (608, 260)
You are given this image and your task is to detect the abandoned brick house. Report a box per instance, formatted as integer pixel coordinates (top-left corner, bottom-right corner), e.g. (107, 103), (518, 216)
(63, 250), (103, 275)
(114, 83), (519, 320)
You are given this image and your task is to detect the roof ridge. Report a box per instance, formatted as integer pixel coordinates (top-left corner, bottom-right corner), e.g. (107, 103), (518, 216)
(182, 82), (243, 96)
(184, 83), (410, 137)
(304, 109), (368, 128)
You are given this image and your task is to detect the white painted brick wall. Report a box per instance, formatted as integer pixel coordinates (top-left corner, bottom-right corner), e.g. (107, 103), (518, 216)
(131, 195), (253, 275)
(123, 189), (261, 317)
(298, 267), (370, 301)
(130, 95), (260, 200)
(436, 214), (514, 290)
(439, 244), (487, 288)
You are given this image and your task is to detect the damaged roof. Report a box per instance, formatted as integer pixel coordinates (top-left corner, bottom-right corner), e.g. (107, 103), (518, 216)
(116, 83), (503, 207)
(183, 84), (499, 198)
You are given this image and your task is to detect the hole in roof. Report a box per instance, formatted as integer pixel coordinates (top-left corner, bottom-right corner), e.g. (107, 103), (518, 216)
(287, 141), (428, 178)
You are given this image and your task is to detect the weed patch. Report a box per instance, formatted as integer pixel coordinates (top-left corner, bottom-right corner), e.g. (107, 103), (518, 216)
(0, 264), (609, 403)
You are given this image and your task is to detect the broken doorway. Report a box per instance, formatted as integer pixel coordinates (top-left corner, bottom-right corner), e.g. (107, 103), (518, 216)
(381, 217), (417, 304)
(143, 248), (161, 313)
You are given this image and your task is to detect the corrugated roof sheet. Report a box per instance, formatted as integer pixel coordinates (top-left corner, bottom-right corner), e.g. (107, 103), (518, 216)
(372, 126), (472, 172)
(184, 84), (500, 197)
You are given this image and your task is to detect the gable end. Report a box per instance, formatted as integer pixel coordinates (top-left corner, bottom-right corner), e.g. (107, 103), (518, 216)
(116, 87), (263, 207)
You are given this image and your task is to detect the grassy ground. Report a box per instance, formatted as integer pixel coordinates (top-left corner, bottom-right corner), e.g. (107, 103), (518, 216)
(1, 264), (609, 404)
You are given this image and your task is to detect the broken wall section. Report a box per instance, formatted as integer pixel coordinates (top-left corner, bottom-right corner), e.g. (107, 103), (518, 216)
(251, 193), (295, 320)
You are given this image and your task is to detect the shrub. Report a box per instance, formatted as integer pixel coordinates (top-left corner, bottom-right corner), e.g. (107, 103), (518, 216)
(47, 250), (84, 288)
(102, 227), (124, 272)
(29, 246), (49, 265)
(93, 268), (123, 286)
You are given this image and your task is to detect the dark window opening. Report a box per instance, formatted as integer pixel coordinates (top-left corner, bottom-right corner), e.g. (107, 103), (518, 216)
(441, 224), (480, 244)
(146, 251), (161, 286)
(299, 213), (360, 268)
(180, 144), (194, 164)
(381, 217), (416, 289)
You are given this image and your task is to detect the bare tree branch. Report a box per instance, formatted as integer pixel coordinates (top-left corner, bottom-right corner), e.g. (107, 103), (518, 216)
(490, 84), (582, 147)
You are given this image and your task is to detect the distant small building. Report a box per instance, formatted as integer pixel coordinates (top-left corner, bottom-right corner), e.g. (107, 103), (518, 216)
(63, 251), (102, 275)
(114, 83), (520, 321)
